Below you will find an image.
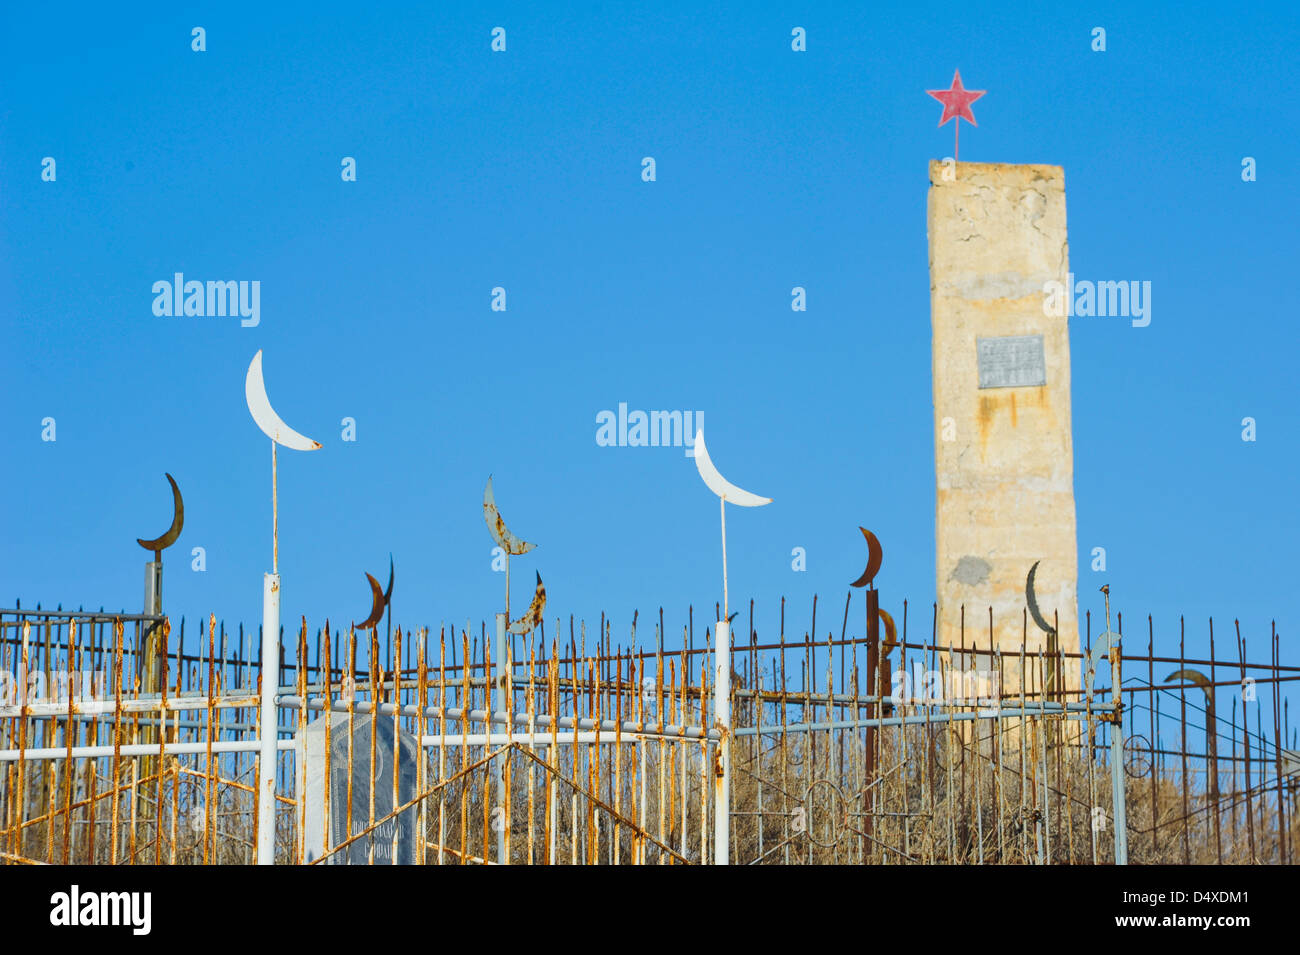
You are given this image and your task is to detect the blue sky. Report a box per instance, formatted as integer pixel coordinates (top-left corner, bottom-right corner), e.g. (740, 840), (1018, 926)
(1, 2), (1295, 664)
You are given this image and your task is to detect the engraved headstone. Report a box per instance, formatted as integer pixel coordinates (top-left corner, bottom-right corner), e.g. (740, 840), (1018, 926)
(299, 711), (421, 864)
(976, 335), (1047, 389)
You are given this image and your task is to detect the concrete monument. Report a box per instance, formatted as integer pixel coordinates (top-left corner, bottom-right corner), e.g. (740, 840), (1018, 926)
(927, 161), (1080, 692)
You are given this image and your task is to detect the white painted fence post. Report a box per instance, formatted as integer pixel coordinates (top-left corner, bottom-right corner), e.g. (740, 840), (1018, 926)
(714, 620), (731, 865)
(257, 572), (280, 865)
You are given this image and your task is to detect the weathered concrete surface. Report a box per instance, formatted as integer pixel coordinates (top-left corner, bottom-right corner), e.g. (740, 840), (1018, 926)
(928, 161), (1079, 689)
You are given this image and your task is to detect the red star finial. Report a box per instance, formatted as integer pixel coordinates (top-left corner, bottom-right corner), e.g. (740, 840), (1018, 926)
(927, 69), (985, 126)
(926, 69), (985, 161)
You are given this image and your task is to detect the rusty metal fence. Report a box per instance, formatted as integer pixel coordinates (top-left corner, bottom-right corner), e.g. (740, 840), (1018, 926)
(1, 599), (1295, 864)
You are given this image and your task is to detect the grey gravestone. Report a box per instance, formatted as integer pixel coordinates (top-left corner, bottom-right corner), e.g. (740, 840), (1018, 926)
(976, 335), (1046, 389)
(299, 711), (421, 864)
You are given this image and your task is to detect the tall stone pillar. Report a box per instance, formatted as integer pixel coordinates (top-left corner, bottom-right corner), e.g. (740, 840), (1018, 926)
(927, 161), (1079, 693)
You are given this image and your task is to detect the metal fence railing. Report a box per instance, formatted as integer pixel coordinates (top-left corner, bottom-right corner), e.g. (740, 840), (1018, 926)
(0, 601), (1295, 865)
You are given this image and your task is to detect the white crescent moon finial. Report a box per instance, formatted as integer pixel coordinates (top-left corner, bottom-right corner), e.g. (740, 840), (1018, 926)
(693, 429), (771, 507)
(245, 350), (322, 451)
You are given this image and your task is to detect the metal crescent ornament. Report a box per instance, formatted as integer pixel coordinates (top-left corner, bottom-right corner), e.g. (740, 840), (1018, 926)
(384, 554), (394, 604)
(849, 527), (883, 588)
(137, 472), (184, 552)
(1164, 668), (1217, 729)
(484, 476), (535, 555)
(1026, 561), (1057, 636)
(692, 430), (771, 507)
(878, 608), (898, 655)
(1085, 631), (1117, 695)
(1165, 668), (1212, 698)
(508, 571), (546, 635)
(244, 350), (322, 451)
(355, 572), (386, 630)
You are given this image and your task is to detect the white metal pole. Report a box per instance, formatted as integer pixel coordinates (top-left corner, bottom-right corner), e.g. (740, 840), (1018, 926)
(713, 619), (731, 865)
(719, 497), (728, 620)
(143, 560), (162, 693)
(494, 612), (508, 865)
(257, 571), (281, 865)
(271, 442), (278, 574)
(1110, 634), (1128, 865)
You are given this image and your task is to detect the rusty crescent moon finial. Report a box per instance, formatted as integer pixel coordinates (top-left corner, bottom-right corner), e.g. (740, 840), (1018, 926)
(384, 554), (394, 604)
(137, 473), (184, 554)
(1026, 561), (1057, 637)
(354, 572), (386, 630)
(508, 571), (546, 635)
(878, 608), (898, 656)
(849, 527), (883, 588)
(1165, 668), (1213, 700)
(484, 476), (536, 555)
